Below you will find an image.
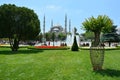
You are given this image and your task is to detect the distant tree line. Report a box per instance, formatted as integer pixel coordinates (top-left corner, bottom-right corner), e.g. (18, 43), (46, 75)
(36, 32), (66, 42)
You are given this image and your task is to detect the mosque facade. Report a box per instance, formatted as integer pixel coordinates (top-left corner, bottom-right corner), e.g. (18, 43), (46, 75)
(49, 24), (65, 34)
(49, 14), (70, 34)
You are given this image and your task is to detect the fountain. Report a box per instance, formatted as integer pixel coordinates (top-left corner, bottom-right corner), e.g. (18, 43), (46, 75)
(66, 27), (80, 46)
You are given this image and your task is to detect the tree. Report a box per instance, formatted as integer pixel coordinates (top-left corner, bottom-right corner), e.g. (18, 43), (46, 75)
(101, 33), (120, 47)
(101, 25), (120, 47)
(82, 31), (94, 41)
(71, 36), (79, 51)
(109, 25), (117, 33)
(36, 33), (43, 42)
(45, 32), (51, 41)
(82, 15), (113, 47)
(58, 32), (66, 41)
(51, 32), (55, 46)
(0, 4), (40, 51)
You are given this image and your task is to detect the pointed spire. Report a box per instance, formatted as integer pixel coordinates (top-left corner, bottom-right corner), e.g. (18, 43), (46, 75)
(43, 14), (45, 34)
(43, 14), (46, 44)
(69, 19), (71, 33)
(65, 14), (67, 33)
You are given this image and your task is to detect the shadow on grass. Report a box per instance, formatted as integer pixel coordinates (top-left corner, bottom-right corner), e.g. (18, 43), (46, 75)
(0, 49), (43, 55)
(95, 69), (120, 77)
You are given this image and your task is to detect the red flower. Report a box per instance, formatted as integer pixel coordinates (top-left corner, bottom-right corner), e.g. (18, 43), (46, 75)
(35, 46), (63, 49)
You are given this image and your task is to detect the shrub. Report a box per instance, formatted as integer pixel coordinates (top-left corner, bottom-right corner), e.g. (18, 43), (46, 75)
(71, 36), (79, 51)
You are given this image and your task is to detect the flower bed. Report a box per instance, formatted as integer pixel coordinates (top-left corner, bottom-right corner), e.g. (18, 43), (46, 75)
(34, 46), (69, 50)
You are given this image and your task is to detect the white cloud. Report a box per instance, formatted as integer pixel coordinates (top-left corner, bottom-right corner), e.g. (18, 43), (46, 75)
(46, 5), (62, 11)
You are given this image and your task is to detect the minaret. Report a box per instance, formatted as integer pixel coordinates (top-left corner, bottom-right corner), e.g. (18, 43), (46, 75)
(69, 19), (71, 33)
(65, 14), (67, 34)
(43, 14), (46, 44)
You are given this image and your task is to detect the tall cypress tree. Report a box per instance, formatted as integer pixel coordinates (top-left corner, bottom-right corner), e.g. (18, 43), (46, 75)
(71, 36), (79, 51)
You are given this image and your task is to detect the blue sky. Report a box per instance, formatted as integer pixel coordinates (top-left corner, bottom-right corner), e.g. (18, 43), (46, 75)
(0, 0), (120, 34)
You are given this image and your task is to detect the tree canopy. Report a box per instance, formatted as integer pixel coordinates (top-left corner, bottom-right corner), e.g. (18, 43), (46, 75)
(0, 4), (40, 51)
(101, 33), (120, 47)
(58, 32), (66, 41)
(81, 31), (94, 41)
(82, 15), (113, 46)
(101, 25), (120, 47)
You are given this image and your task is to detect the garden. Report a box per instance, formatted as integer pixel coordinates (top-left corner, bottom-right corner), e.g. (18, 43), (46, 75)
(0, 4), (120, 80)
(0, 47), (120, 80)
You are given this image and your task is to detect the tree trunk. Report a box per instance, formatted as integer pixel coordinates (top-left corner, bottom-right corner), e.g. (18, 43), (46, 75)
(13, 38), (19, 51)
(9, 38), (19, 51)
(53, 40), (54, 46)
(93, 32), (100, 47)
(108, 42), (111, 47)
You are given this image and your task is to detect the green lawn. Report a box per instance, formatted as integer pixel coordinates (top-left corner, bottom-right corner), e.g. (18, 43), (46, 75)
(0, 47), (120, 80)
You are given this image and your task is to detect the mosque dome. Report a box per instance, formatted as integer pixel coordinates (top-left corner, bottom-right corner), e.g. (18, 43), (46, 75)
(50, 24), (64, 33)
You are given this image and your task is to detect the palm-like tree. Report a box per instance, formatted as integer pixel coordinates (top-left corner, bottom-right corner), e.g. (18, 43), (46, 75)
(82, 15), (113, 47)
(82, 15), (113, 71)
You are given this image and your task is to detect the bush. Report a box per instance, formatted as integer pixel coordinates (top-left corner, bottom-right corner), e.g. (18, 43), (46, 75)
(71, 36), (79, 51)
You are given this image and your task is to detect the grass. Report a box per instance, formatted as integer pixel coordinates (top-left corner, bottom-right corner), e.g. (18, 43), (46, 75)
(0, 47), (120, 80)
(80, 46), (120, 50)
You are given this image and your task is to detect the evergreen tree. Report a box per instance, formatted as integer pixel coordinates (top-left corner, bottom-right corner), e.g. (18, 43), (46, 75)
(101, 25), (120, 47)
(101, 33), (120, 47)
(71, 36), (79, 51)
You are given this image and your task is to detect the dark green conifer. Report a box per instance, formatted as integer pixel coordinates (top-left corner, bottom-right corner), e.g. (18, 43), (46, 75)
(71, 36), (79, 51)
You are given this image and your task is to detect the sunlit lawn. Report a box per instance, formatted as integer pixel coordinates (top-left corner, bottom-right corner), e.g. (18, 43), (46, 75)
(0, 47), (120, 80)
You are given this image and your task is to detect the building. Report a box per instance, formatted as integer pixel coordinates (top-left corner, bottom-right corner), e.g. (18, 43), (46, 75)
(50, 24), (65, 33)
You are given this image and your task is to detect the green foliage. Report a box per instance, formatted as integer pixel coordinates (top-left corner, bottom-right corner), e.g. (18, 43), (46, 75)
(51, 32), (55, 46)
(82, 15), (113, 32)
(82, 31), (94, 40)
(71, 36), (79, 51)
(82, 15), (113, 46)
(67, 32), (71, 35)
(45, 32), (51, 41)
(109, 25), (117, 33)
(101, 33), (120, 42)
(58, 32), (66, 41)
(101, 33), (120, 47)
(0, 4), (40, 51)
(36, 33), (43, 42)
(76, 33), (79, 35)
(44, 32), (67, 41)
